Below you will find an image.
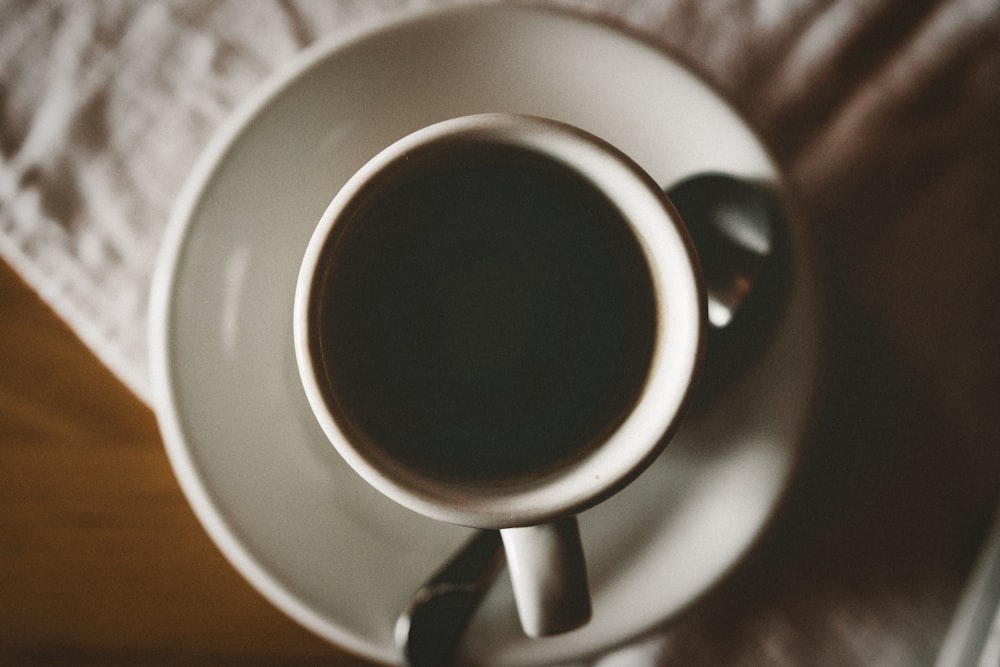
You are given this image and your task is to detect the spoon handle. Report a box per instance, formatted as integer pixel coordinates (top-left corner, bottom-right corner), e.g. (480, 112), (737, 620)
(395, 530), (504, 667)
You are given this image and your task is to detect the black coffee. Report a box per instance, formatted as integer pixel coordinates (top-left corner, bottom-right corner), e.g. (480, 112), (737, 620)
(313, 145), (657, 482)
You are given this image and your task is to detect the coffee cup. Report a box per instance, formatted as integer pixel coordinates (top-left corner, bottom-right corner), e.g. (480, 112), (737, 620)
(293, 113), (705, 637)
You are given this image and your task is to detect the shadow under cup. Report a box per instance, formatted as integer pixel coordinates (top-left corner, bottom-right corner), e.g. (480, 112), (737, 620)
(307, 141), (658, 486)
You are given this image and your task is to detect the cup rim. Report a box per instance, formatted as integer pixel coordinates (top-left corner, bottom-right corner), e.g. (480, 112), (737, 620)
(293, 113), (705, 529)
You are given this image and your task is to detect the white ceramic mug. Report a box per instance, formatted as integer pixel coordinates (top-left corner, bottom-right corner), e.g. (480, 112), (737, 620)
(294, 113), (705, 637)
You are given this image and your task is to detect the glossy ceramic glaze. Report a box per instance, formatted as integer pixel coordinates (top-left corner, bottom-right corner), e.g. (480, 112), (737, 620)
(293, 112), (705, 637)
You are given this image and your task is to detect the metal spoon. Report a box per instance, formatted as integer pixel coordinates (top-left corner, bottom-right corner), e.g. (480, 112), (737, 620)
(395, 172), (787, 667)
(395, 530), (505, 667)
(670, 173), (789, 403)
(668, 172), (786, 331)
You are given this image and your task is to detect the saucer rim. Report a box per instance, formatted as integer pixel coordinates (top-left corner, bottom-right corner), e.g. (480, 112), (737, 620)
(148, 4), (826, 664)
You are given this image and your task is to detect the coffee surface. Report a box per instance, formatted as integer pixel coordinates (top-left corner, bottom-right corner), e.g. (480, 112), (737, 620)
(316, 147), (657, 481)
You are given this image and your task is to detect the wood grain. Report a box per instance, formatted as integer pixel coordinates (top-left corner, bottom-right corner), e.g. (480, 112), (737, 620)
(0, 260), (372, 666)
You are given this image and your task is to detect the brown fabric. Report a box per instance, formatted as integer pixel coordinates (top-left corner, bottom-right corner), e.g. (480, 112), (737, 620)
(644, 0), (1000, 448)
(640, 2), (1000, 663)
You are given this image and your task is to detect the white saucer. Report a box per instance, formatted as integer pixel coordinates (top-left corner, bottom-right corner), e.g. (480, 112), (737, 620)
(150, 5), (824, 665)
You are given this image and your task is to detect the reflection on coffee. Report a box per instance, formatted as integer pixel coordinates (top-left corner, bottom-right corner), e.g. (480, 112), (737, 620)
(314, 145), (657, 482)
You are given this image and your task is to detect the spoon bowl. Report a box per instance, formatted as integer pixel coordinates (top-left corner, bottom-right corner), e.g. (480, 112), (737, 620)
(669, 173), (790, 401)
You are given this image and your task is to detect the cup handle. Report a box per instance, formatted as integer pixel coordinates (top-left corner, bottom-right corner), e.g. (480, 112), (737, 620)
(500, 515), (592, 637)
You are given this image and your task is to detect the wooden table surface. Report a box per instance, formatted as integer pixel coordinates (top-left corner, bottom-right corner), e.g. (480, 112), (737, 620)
(0, 260), (370, 666)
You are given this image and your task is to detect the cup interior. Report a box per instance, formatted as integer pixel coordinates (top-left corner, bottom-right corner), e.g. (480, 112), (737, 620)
(294, 114), (705, 529)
